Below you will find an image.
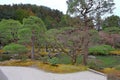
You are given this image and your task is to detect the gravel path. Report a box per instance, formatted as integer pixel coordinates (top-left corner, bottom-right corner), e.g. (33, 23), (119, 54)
(0, 66), (107, 80)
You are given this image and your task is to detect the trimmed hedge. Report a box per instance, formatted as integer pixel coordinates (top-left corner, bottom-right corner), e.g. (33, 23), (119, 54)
(47, 57), (59, 66)
(3, 43), (28, 54)
(89, 45), (115, 55)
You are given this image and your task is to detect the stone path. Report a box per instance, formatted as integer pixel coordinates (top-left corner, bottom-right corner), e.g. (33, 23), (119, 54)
(0, 66), (107, 80)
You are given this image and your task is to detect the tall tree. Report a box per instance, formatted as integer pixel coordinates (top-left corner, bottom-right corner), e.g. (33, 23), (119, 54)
(102, 15), (120, 28)
(46, 27), (82, 65)
(67, 0), (115, 65)
(18, 16), (46, 60)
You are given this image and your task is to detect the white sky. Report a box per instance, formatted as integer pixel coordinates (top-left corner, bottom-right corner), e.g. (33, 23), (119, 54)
(0, 0), (120, 16)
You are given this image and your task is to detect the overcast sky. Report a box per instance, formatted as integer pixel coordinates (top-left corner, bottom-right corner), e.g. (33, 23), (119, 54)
(0, 0), (120, 16)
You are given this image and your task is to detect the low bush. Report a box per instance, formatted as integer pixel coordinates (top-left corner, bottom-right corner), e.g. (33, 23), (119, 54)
(47, 57), (59, 66)
(0, 54), (11, 61)
(89, 45), (115, 55)
(3, 43), (28, 54)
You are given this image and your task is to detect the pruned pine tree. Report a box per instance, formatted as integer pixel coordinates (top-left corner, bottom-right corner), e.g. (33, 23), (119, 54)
(66, 0), (115, 65)
(18, 16), (46, 60)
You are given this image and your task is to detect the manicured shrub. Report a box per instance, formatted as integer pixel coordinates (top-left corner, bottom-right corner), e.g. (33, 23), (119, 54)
(0, 54), (11, 61)
(47, 57), (59, 66)
(3, 43), (28, 54)
(89, 45), (115, 55)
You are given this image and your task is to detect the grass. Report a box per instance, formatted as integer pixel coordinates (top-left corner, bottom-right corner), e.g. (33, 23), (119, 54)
(50, 54), (120, 71)
(96, 56), (120, 68)
(47, 53), (83, 64)
(55, 54), (72, 64)
(37, 63), (87, 73)
(115, 65), (120, 70)
(51, 54), (120, 68)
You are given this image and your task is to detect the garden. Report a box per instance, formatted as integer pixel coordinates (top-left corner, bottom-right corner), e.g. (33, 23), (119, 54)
(0, 1), (120, 80)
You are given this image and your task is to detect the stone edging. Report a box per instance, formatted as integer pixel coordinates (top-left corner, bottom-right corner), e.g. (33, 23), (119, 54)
(88, 68), (107, 77)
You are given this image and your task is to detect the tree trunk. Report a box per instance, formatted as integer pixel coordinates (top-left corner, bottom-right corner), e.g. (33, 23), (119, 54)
(71, 57), (77, 65)
(82, 15), (89, 65)
(71, 50), (77, 65)
(96, 13), (101, 32)
(31, 30), (35, 60)
(82, 30), (89, 65)
(31, 39), (35, 60)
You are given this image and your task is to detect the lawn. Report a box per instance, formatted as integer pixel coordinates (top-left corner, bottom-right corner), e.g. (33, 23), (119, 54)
(96, 56), (120, 68)
(50, 54), (120, 68)
(48, 54), (120, 70)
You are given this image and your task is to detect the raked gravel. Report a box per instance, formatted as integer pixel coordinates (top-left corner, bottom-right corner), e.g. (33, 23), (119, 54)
(0, 66), (107, 80)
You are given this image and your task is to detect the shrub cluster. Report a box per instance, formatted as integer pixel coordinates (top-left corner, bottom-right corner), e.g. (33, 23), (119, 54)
(3, 43), (28, 54)
(47, 57), (59, 66)
(89, 45), (115, 55)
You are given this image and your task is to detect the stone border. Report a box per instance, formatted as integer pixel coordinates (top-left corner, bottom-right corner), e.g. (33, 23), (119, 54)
(88, 68), (107, 77)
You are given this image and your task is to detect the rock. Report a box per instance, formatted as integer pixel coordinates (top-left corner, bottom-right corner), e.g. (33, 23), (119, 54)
(88, 55), (96, 59)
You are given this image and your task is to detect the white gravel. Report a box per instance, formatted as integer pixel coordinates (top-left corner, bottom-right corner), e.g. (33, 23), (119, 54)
(0, 66), (107, 80)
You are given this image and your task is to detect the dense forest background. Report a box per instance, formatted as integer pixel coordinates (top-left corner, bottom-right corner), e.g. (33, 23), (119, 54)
(1, 4), (119, 29)
(0, 4), (80, 29)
